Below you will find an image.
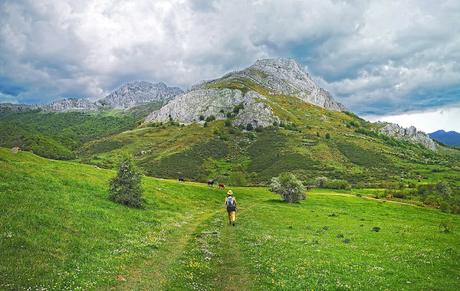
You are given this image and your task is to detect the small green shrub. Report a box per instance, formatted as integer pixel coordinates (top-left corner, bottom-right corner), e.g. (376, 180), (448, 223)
(205, 115), (216, 122)
(315, 177), (350, 190)
(325, 179), (351, 190)
(246, 124), (254, 131)
(315, 176), (328, 188)
(233, 103), (244, 114)
(199, 115), (205, 121)
(436, 181), (452, 198)
(270, 173), (305, 203)
(109, 156), (143, 208)
(440, 201), (450, 213)
(224, 120), (232, 127)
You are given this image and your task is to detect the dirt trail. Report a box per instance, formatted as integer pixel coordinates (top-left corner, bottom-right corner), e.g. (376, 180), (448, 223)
(113, 210), (217, 291)
(216, 224), (253, 291)
(212, 203), (258, 291)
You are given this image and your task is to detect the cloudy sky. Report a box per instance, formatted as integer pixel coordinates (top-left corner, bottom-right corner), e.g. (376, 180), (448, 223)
(1, 0), (459, 131)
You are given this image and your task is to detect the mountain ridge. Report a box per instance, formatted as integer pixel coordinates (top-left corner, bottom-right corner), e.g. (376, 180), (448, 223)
(429, 130), (460, 147)
(1, 81), (184, 113)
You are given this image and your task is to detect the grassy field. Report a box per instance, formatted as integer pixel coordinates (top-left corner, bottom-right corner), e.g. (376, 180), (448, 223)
(1, 148), (459, 290)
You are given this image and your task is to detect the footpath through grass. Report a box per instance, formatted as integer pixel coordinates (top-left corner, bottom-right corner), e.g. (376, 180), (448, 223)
(1, 148), (459, 290)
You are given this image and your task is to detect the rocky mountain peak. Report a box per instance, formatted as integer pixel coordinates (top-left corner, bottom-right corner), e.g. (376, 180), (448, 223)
(239, 58), (346, 111)
(98, 81), (183, 109)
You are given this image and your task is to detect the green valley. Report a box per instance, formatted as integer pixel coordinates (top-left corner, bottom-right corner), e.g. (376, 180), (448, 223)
(0, 148), (459, 290)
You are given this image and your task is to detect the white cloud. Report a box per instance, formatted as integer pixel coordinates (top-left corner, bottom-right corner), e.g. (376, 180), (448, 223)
(0, 0), (459, 113)
(364, 105), (460, 133)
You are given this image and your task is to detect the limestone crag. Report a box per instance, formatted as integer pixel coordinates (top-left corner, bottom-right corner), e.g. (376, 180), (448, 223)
(41, 98), (99, 112)
(379, 123), (437, 150)
(145, 89), (277, 127)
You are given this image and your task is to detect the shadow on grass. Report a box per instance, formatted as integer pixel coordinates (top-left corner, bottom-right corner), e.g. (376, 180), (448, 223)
(263, 199), (303, 206)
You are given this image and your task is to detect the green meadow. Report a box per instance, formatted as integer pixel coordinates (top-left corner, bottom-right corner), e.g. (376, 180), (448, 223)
(1, 148), (459, 290)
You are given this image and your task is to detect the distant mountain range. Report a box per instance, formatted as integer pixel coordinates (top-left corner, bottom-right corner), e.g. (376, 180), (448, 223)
(0, 81), (183, 113)
(429, 130), (460, 148)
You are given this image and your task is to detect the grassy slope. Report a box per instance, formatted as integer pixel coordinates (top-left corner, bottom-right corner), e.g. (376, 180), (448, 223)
(80, 98), (460, 188)
(0, 102), (162, 160)
(1, 149), (459, 290)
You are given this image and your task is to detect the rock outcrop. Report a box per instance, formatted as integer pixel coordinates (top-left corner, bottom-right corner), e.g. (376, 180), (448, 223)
(97, 81), (183, 109)
(41, 98), (99, 112)
(145, 89), (277, 128)
(379, 123), (437, 150)
(0, 103), (38, 113)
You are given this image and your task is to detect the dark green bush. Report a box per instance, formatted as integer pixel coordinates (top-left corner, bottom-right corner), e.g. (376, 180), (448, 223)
(205, 115), (216, 122)
(109, 156), (143, 208)
(326, 179), (351, 190)
(436, 181), (452, 198)
(233, 103), (244, 114)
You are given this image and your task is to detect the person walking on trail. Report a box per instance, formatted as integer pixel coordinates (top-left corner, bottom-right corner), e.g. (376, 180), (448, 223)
(225, 190), (237, 226)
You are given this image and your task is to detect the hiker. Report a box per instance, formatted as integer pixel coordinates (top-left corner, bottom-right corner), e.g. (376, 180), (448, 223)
(225, 190), (237, 226)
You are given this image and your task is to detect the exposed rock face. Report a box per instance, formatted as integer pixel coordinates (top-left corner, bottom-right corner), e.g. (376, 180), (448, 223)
(41, 98), (99, 112)
(97, 81), (183, 109)
(0, 103), (38, 113)
(379, 123), (437, 150)
(145, 89), (277, 127)
(198, 58), (346, 111)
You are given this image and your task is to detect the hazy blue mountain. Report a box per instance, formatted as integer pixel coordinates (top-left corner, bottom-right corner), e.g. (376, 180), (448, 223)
(429, 130), (460, 147)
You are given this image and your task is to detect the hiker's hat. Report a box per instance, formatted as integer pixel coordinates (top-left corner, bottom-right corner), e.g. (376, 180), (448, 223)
(227, 190), (233, 196)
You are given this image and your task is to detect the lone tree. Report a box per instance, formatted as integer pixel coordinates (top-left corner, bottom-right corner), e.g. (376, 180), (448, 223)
(270, 173), (305, 203)
(109, 156), (143, 208)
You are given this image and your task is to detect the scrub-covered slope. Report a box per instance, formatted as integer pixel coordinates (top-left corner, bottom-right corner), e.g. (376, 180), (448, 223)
(82, 59), (459, 189)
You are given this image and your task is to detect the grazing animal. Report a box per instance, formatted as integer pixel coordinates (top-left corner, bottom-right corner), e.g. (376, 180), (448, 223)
(178, 176), (185, 182)
(207, 179), (215, 187)
(218, 183), (225, 190)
